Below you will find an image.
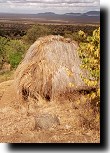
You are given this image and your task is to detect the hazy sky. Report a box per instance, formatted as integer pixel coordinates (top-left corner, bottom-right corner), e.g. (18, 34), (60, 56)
(0, 0), (100, 14)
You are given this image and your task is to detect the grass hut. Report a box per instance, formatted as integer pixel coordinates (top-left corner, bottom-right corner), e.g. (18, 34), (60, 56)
(14, 35), (89, 102)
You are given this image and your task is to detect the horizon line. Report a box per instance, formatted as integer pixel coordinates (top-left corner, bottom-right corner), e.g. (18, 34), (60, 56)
(0, 10), (100, 15)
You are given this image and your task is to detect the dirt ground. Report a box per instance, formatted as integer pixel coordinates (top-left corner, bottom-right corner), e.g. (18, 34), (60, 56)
(0, 79), (100, 143)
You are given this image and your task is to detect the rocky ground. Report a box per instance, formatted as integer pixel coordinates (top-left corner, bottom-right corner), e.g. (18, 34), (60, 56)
(0, 80), (100, 143)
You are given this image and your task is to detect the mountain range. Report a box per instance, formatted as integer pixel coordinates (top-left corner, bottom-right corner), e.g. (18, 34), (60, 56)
(0, 11), (100, 24)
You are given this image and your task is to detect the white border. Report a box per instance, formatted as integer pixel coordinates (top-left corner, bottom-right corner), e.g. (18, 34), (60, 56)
(0, 0), (109, 153)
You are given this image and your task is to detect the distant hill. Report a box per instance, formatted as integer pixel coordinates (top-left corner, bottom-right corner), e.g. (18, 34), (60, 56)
(0, 11), (100, 24)
(83, 11), (100, 16)
(65, 13), (82, 16)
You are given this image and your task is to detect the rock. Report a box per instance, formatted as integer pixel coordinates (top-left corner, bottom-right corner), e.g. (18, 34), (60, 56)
(35, 113), (60, 130)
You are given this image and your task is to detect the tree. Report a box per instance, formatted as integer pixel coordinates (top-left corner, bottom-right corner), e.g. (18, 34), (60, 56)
(23, 25), (50, 44)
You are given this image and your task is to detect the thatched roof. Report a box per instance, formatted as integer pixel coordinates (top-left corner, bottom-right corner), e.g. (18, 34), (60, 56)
(14, 35), (89, 102)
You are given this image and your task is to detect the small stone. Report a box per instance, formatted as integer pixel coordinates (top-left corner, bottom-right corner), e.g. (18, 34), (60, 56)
(35, 113), (60, 130)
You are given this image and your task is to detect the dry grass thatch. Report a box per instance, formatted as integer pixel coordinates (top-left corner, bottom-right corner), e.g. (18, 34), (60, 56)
(14, 35), (90, 102)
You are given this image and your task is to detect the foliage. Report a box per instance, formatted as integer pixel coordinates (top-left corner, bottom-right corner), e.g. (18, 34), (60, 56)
(0, 21), (99, 39)
(78, 27), (100, 106)
(5, 40), (28, 68)
(0, 36), (10, 69)
(23, 25), (50, 44)
(72, 32), (86, 42)
(0, 37), (28, 69)
(64, 30), (87, 43)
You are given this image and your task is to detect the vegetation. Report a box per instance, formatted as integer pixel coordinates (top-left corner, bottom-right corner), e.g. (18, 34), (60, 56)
(5, 39), (29, 68)
(23, 25), (50, 44)
(64, 28), (100, 130)
(0, 21), (99, 38)
(78, 27), (100, 118)
(78, 28), (100, 95)
(0, 36), (9, 69)
(0, 37), (28, 69)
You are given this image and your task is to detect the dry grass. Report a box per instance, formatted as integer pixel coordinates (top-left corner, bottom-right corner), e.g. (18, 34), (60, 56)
(0, 80), (100, 143)
(0, 70), (14, 83)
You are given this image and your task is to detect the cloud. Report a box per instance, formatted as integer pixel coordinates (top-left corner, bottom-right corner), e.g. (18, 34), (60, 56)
(0, 0), (99, 4)
(0, 0), (100, 14)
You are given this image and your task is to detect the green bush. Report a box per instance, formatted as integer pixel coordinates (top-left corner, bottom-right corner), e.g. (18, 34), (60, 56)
(5, 40), (28, 68)
(64, 31), (87, 43)
(23, 25), (50, 44)
(0, 37), (28, 69)
(0, 37), (10, 69)
(8, 52), (22, 68)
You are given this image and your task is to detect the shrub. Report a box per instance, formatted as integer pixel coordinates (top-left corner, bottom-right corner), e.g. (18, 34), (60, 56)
(78, 27), (100, 108)
(0, 37), (10, 69)
(23, 25), (50, 44)
(5, 40), (29, 68)
(64, 31), (87, 43)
